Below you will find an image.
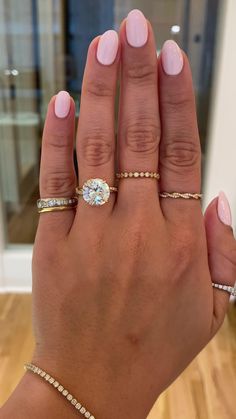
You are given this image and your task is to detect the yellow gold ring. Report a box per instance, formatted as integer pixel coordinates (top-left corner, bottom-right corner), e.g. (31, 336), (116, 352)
(116, 171), (160, 179)
(159, 192), (202, 200)
(37, 197), (78, 213)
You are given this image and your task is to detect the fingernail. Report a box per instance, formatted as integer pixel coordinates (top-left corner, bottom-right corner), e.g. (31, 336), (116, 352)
(126, 9), (148, 48)
(161, 40), (184, 75)
(97, 30), (119, 65)
(217, 191), (232, 226)
(55, 91), (71, 118)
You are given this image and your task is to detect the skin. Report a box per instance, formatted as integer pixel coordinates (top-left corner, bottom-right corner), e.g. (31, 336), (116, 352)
(1, 16), (236, 419)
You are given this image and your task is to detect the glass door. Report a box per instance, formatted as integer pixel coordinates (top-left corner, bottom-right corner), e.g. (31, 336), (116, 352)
(0, 0), (220, 288)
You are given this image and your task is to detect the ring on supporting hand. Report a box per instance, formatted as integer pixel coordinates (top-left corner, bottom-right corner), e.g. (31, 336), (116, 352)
(159, 192), (202, 200)
(37, 197), (78, 213)
(116, 171), (160, 179)
(212, 282), (236, 297)
(76, 178), (118, 206)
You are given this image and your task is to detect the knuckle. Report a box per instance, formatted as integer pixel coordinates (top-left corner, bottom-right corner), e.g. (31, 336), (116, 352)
(81, 132), (114, 166)
(84, 78), (114, 98)
(45, 132), (72, 149)
(162, 138), (200, 169)
(33, 240), (61, 271)
(171, 228), (197, 266)
(126, 63), (156, 85)
(125, 121), (160, 155)
(163, 89), (194, 111)
(41, 172), (75, 195)
(227, 246), (236, 269)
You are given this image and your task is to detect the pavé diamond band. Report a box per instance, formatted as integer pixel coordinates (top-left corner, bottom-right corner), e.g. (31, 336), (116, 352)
(37, 197), (78, 213)
(212, 282), (236, 297)
(76, 178), (118, 206)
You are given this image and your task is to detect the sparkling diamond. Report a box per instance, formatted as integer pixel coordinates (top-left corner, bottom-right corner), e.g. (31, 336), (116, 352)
(124, 172), (128, 178)
(80, 407), (86, 414)
(85, 412), (91, 418)
(129, 172), (133, 177)
(134, 172), (139, 178)
(82, 178), (110, 206)
(145, 172), (150, 177)
(62, 390), (68, 396)
(53, 381), (59, 387)
(71, 399), (77, 406)
(67, 394), (73, 401)
(76, 403), (82, 409)
(140, 172), (145, 177)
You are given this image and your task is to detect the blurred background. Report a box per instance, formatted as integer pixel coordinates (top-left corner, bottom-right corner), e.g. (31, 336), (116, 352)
(0, 0), (235, 418)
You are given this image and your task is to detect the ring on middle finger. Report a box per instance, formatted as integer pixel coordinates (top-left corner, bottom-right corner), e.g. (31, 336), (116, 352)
(116, 171), (160, 179)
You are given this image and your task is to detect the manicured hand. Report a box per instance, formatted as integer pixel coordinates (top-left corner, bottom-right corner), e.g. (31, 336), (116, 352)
(4, 9), (235, 419)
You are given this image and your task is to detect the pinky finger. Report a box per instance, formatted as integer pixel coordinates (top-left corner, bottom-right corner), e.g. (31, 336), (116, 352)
(204, 192), (236, 335)
(38, 91), (77, 239)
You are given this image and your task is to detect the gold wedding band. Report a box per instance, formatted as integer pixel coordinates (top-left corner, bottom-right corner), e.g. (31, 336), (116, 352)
(116, 171), (160, 179)
(37, 197), (78, 213)
(159, 192), (202, 200)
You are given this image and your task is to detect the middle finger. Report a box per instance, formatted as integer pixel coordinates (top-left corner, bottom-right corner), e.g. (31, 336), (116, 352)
(117, 10), (161, 211)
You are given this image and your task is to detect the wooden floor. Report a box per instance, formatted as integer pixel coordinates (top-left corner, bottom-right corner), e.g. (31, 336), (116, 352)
(0, 294), (235, 419)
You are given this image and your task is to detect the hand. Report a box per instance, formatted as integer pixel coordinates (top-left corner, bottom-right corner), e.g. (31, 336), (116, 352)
(3, 9), (236, 419)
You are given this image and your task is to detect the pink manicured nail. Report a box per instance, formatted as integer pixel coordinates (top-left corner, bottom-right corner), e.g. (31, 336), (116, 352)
(126, 9), (148, 48)
(161, 40), (184, 75)
(217, 191), (232, 226)
(55, 91), (71, 118)
(97, 30), (119, 65)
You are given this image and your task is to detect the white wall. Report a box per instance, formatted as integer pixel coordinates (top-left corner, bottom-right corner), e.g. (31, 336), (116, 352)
(203, 0), (236, 230)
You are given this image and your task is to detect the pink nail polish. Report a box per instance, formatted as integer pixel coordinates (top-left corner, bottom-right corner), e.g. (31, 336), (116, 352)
(217, 191), (232, 226)
(97, 30), (119, 65)
(161, 40), (184, 75)
(126, 9), (148, 48)
(55, 91), (71, 118)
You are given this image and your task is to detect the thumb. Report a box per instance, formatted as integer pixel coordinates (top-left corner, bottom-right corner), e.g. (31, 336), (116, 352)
(204, 191), (236, 335)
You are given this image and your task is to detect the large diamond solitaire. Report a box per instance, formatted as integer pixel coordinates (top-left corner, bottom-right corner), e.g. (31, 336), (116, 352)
(82, 178), (111, 206)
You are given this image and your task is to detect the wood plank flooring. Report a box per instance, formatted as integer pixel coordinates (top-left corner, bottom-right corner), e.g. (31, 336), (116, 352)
(0, 294), (235, 418)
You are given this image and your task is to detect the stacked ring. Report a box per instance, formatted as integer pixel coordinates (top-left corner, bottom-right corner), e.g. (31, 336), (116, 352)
(37, 197), (78, 213)
(159, 192), (202, 200)
(116, 171), (160, 179)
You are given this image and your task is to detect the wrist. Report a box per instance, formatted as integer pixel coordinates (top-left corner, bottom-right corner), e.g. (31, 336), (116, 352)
(30, 352), (160, 419)
(0, 372), (79, 419)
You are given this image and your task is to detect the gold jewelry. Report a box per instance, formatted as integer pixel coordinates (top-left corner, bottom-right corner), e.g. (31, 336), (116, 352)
(116, 171), (160, 179)
(76, 178), (118, 206)
(37, 197), (78, 213)
(24, 363), (96, 418)
(212, 282), (236, 296)
(159, 192), (202, 200)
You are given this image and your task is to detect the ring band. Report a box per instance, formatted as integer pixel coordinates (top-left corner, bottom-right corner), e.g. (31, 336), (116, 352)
(116, 171), (160, 179)
(37, 197), (78, 213)
(159, 192), (202, 200)
(76, 178), (118, 206)
(212, 282), (236, 297)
